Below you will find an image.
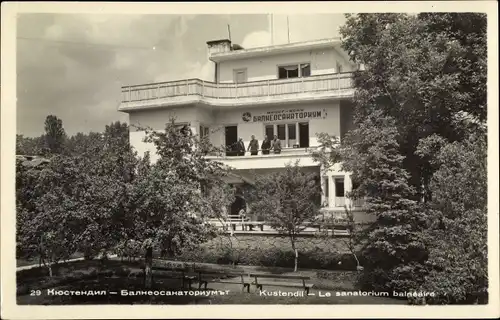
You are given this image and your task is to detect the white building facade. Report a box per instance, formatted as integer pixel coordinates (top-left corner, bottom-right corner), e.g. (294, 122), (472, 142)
(119, 38), (370, 221)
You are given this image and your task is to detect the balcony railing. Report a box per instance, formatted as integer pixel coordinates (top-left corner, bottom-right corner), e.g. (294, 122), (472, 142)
(121, 72), (354, 103)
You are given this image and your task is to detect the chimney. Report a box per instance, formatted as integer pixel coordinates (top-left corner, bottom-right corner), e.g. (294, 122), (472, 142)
(206, 39), (232, 57)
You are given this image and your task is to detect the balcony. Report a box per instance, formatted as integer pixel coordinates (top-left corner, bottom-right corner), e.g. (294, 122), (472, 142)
(119, 72), (354, 111)
(206, 147), (319, 170)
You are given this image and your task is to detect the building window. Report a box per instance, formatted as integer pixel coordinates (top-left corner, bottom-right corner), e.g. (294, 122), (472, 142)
(200, 125), (210, 139)
(334, 178), (345, 207)
(335, 178), (345, 197)
(278, 63), (311, 79)
(233, 69), (247, 83)
(277, 124), (286, 141)
(265, 125), (274, 140)
(287, 123), (296, 147)
(264, 122), (308, 148)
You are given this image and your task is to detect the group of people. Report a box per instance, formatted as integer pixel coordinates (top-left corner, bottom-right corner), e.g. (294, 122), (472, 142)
(230, 135), (282, 156)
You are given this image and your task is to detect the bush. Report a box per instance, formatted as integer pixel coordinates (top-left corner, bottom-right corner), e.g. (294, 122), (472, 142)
(173, 245), (360, 271)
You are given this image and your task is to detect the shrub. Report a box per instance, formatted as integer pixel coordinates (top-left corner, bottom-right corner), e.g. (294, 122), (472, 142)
(174, 245), (360, 271)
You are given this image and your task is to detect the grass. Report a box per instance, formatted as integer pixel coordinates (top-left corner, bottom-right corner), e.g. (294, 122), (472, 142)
(17, 252), (85, 267)
(16, 259), (406, 305)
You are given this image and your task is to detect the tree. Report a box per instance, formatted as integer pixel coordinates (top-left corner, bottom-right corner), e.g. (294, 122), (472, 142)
(16, 134), (47, 156)
(316, 112), (429, 292)
(64, 132), (104, 157)
(44, 115), (67, 155)
(16, 122), (139, 272)
(17, 156), (83, 276)
(131, 119), (230, 287)
(415, 131), (487, 304)
(246, 162), (321, 272)
(203, 182), (238, 266)
(314, 12), (487, 294)
(339, 13), (486, 200)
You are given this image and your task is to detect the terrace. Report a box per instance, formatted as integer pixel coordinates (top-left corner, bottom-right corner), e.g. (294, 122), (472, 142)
(119, 72), (355, 111)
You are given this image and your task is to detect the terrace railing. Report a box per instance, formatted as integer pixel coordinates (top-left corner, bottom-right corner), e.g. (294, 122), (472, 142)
(121, 72), (354, 103)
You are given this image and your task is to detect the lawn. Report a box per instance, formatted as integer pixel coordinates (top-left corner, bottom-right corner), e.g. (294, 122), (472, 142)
(17, 252), (85, 267)
(17, 258), (408, 305)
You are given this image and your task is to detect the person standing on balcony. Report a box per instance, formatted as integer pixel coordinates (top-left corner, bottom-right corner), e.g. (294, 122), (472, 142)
(271, 135), (282, 154)
(237, 138), (246, 156)
(261, 135), (271, 155)
(248, 135), (259, 156)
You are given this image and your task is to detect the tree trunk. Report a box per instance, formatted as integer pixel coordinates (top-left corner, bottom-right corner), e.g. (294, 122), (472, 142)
(48, 263), (53, 278)
(144, 246), (153, 289)
(291, 240), (298, 272)
(294, 249), (298, 272)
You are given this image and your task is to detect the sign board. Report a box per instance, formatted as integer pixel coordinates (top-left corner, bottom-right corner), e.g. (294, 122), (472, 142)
(242, 108), (327, 123)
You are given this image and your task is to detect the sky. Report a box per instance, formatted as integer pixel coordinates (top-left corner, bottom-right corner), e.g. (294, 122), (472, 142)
(16, 13), (346, 137)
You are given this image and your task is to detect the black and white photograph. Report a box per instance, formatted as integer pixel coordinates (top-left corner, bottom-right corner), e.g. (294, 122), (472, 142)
(1, 1), (498, 319)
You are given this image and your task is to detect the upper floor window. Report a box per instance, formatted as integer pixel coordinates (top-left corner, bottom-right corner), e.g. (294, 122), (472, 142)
(278, 63), (311, 79)
(233, 69), (247, 83)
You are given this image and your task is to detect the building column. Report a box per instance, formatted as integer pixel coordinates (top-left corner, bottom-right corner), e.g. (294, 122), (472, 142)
(321, 175), (327, 207)
(330, 175), (336, 209)
(344, 174), (352, 209)
(296, 123), (300, 147)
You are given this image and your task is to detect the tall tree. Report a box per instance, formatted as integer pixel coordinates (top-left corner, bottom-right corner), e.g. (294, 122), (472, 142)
(316, 112), (429, 292)
(133, 119), (229, 286)
(16, 134), (47, 156)
(415, 131), (487, 304)
(339, 13), (486, 200)
(65, 132), (104, 157)
(44, 115), (67, 155)
(315, 12), (487, 295)
(246, 162), (321, 272)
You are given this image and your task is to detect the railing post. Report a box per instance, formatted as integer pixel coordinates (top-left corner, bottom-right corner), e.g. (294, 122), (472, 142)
(235, 82), (238, 99)
(217, 82), (220, 99)
(157, 84), (160, 99)
(128, 87), (131, 101)
(301, 77), (305, 92)
(186, 80), (189, 96)
(201, 80), (205, 97)
(267, 80), (270, 96)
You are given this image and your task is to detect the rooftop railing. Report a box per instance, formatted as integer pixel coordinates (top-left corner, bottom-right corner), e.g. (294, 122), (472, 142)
(121, 72), (354, 103)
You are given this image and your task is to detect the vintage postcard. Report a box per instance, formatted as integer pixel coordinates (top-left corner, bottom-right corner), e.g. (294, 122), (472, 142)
(1, 1), (498, 319)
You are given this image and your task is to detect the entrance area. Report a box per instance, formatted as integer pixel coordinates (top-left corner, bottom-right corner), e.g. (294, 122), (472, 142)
(299, 122), (309, 148)
(230, 196), (246, 216)
(225, 126), (238, 156)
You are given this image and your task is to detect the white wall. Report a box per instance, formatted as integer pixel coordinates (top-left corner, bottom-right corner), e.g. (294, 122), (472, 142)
(129, 106), (196, 131)
(218, 47), (353, 83)
(211, 101), (341, 150)
(129, 105), (217, 161)
(127, 101), (348, 165)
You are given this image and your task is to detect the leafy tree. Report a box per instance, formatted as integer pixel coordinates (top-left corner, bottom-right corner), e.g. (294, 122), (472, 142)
(245, 162), (321, 272)
(415, 131), (487, 304)
(17, 156), (82, 276)
(314, 12), (486, 294)
(339, 13), (486, 199)
(44, 115), (67, 155)
(316, 112), (429, 292)
(16, 134), (47, 156)
(64, 132), (104, 157)
(203, 182), (238, 266)
(131, 119), (230, 286)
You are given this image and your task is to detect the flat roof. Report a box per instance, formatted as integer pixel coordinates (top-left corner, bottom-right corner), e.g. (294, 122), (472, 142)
(209, 37), (347, 63)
